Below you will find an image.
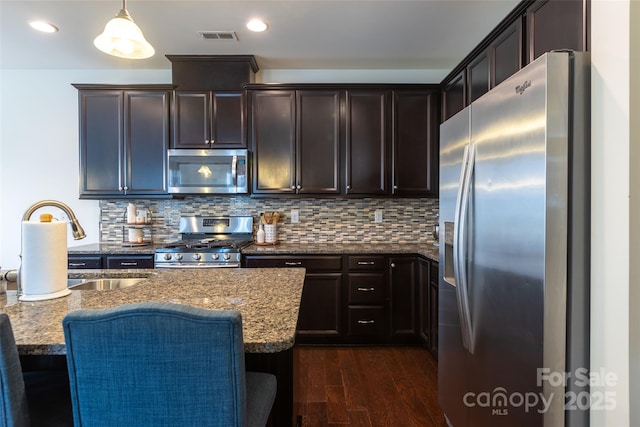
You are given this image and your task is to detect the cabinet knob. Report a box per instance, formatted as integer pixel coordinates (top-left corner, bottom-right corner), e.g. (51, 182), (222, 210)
(393, 185), (398, 190)
(118, 186), (123, 191)
(297, 185), (301, 190)
(346, 185), (351, 190)
(291, 185), (296, 190)
(390, 263), (396, 268)
(123, 186), (129, 191)
(210, 139), (215, 144)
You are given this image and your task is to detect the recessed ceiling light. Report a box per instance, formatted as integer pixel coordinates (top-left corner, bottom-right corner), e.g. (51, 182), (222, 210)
(246, 19), (268, 33)
(29, 20), (59, 33)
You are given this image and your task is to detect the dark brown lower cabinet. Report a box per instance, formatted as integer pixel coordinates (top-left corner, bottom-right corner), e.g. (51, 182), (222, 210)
(389, 256), (419, 343)
(68, 254), (154, 269)
(429, 261), (439, 359)
(244, 253), (438, 348)
(243, 255), (343, 344)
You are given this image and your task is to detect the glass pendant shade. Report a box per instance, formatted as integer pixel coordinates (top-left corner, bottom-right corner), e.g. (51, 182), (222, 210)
(94, 7), (154, 59)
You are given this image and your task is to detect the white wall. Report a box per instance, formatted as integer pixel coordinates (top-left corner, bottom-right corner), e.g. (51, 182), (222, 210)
(0, 69), (171, 270)
(590, 0), (637, 425)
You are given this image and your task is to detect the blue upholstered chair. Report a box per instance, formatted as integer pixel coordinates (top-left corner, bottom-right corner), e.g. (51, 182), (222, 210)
(0, 313), (73, 427)
(62, 302), (277, 427)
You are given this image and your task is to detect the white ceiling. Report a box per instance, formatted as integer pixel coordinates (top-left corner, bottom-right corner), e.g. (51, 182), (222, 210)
(0, 0), (520, 74)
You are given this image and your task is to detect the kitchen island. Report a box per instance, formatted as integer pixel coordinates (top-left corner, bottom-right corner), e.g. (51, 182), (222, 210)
(0, 267), (305, 426)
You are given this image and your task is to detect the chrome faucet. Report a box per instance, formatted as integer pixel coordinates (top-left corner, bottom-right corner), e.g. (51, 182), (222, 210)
(22, 200), (86, 240)
(17, 200), (87, 297)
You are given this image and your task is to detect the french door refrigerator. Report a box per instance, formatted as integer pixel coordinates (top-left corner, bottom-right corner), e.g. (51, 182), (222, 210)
(438, 51), (590, 427)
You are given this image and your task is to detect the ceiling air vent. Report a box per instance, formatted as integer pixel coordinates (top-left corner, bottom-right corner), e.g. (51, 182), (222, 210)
(198, 31), (239, 41)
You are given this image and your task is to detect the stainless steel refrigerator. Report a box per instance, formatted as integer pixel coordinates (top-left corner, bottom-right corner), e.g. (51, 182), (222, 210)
(438, 51), (590, 427)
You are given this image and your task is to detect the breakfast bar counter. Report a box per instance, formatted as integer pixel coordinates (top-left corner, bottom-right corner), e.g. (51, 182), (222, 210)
(0, 267), (305, 355)
(0, 267), (304, 426)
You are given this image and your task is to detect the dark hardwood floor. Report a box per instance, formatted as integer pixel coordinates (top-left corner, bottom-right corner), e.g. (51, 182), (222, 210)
(293, 346), (447, 427)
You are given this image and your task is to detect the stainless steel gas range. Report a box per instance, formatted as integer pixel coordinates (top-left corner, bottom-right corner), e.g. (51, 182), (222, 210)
(154, 216), (253, 268)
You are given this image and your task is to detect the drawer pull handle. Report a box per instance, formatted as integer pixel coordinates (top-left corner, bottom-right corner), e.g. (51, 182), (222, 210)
(285, 261), (302, 266)
(357, 287), (376, 292)
(357, 320), (375, 325)
(357, 261), (375, 265)
(69, 262), (87, 267)
(120, 262), (138, 266)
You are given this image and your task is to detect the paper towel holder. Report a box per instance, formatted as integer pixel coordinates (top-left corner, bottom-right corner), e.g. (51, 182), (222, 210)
(18, 200), (87, 298)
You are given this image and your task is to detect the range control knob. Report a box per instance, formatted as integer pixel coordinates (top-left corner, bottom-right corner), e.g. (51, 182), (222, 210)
(212, 253), (220, 260)
(175, 254), (183, 261)
(192, 253), (202, 261)
(223, 253), (231, 260)
(163, 253), (172, 261)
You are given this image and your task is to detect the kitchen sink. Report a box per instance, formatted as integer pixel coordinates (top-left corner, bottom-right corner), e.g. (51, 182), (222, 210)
(68, 277), (146, 291)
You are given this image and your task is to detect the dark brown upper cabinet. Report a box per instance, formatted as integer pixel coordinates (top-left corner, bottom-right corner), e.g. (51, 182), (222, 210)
(392, 90), (439, 197)
(466, 49), (490, 104)
(491, 18), (523, 87)
(250, 90), (296, 194)
(172, 90), (247, 149)
(74, 85), (171, 199)
(296, 90), (341, 194)
(345, 90), (388, 195)
(527, 0), (588, 63)
(250, 89), (341, 195)
(441, 70), (466, 122)
(440, 0), (587, 123)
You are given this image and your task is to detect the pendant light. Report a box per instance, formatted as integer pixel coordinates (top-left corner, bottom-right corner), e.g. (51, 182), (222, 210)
(94, 0), (154, 59)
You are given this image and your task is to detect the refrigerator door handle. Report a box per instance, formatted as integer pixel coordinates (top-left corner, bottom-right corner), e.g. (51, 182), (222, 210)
(453, 142), (476, 354)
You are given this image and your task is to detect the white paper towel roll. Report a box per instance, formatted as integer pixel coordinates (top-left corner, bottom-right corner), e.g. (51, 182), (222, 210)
(20, 220), (71, 301)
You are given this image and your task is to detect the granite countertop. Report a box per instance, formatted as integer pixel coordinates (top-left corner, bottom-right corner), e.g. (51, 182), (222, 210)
(243, 242), (440, 262)
(0, 268), (305, 356)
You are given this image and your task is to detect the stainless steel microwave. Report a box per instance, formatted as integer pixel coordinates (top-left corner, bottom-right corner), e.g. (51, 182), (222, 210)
(167, 149), (248, 194)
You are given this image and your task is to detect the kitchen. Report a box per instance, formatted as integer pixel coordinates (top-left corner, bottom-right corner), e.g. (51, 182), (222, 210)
(0, 1), (637, 426)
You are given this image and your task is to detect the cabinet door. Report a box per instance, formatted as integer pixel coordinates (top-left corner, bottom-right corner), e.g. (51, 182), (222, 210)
(441, 70), (466, 122)
(79, 90), (123, 197)
(392, 90), (438, 196)
(467, 49), (490, 103)
(211, 92), (246, 148)
(418, 258), (430, 346)
(250, 91), (296, 194)
(429, 261), (439, 358)
(172, 91), (210, 148)
(345, 90), (388, 195)
(527, 0), (587, 63)
(389, 257), (418, 341)
(296, 90), (341, 194)
(124, 91), (170, 195)
(296, 273), (343, 340)
(490, 18), (523, 88)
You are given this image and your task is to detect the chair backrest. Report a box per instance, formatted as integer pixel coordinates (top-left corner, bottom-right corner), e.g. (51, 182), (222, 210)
(0, 313), (29, 427)
(62, 302), (248, 427)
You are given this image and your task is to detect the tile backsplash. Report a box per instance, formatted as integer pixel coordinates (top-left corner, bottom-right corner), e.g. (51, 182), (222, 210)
(100, 197), (439, 244)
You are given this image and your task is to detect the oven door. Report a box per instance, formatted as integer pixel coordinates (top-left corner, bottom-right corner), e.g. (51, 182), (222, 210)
(167, 149), (248, 194)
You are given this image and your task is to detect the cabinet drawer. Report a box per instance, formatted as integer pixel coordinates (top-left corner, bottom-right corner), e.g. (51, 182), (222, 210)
(106, 255), (154, 269)
(348, 273), (385, 304)
(244, 255), (342, 271)
(347, 307), (386, 336)
(68, 256), (103, 269)
(347, 256), (386, 270)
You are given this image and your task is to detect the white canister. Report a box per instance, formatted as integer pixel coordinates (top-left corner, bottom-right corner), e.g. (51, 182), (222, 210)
(264, 224), (277, 243)
(128, 228), (144, 243)
(126, 203), (137, 224)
